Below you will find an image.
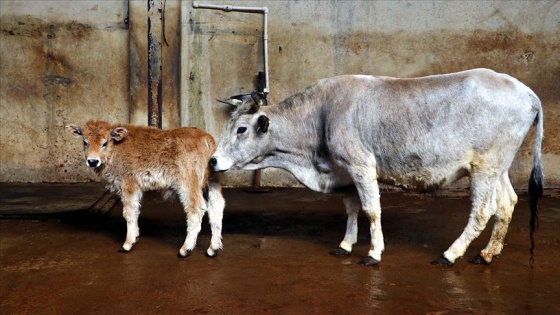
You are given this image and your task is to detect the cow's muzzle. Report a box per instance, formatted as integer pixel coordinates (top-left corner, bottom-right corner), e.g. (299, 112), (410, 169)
(209, 157), (217, 168)
(209, 156), (231, 172)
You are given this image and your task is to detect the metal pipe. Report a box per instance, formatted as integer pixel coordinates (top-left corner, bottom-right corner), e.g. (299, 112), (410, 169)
(193, 2), (266, 13)
(263, 9), (269, 93)
(192, 1), (269, 93)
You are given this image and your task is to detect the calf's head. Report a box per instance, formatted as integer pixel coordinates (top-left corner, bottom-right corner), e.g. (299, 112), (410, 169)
(65, 121), (127, 168)
(211, 93), (271, 172)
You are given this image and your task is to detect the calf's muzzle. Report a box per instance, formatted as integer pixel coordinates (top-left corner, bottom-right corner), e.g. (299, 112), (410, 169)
(87, 158), (101, 168)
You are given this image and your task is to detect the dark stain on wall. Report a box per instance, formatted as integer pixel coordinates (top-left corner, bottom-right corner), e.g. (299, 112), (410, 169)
(271, 27), (559, 156)
(1, 15), (93, 39)
(1, 13), (128, 182)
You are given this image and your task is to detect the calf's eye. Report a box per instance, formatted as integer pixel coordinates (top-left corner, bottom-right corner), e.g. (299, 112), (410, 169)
(83, 140), (89, 148)
(237, 127), (247, 134)
(101, 140), (108, 148)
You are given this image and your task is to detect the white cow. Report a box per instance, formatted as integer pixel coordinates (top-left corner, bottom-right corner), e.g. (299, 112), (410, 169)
(210, 68), (544, 266)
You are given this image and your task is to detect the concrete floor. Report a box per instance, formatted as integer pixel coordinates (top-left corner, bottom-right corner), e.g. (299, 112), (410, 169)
(1, 183), (559, 314)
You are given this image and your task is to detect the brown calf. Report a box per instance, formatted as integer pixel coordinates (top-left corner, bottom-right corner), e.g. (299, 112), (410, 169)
(66, 120), (225, 257)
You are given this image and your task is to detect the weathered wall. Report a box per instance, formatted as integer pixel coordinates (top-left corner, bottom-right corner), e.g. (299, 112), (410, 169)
(1, 0), (558, 188)
(182, 0), (560, 188)
(0, 0), (183, 182)
(0, 1), (130, 182)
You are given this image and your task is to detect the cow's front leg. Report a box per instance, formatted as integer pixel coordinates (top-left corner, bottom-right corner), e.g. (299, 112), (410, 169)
(330, 191), (360, 256)
(347, 165), (384, 266)
(358, 180), (383, 265)
(119, 186), (143, 252)
(205, 181), (225, 257)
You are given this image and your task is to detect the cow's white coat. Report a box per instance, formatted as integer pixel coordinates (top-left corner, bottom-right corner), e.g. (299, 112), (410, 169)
(212, 68), (544, 265)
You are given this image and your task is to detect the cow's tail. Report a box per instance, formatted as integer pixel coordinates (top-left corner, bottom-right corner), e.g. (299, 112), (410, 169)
(528, 94), (544, 267)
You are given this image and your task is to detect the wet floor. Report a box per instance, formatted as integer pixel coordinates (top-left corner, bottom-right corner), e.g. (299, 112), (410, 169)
(1, 184), (559, 314)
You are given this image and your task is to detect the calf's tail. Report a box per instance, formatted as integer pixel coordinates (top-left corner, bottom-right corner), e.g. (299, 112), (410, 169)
(528, 96), (544, 267)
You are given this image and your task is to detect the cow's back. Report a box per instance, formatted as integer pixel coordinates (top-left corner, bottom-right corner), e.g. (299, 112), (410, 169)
(321, 69), (539, 189)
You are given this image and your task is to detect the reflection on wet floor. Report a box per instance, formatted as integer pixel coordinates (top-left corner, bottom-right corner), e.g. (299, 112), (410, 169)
(1, 187), (559, 313)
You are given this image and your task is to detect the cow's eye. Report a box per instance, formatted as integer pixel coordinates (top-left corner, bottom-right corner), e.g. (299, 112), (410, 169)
(83, 140), (89, 148)
(237, 127), (247, 134)
(101, 140), (108, 148)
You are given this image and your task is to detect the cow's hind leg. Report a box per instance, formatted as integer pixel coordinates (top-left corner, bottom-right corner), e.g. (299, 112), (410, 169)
(330, 192), (360, 256)
(432, 171), (499, 266)
(469, 172), (517, 264)
(205, 181), (225, 257)
(119, 185), (143, 252)
(177, 183), (206, 258)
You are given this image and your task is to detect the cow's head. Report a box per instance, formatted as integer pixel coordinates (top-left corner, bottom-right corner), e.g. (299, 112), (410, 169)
(65, 120), (127, 169)
(210, 93), (271, 172)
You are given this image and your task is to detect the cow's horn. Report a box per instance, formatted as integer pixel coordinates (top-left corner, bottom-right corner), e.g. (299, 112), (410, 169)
(216, 98), (243, 107)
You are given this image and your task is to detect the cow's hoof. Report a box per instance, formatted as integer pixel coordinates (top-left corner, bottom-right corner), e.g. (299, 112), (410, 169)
(468, 254), (490, 265)
(329, 247), (351, 256)
(177, 249), (192, 258)
(118, 247), (130, 253)
(358, 257), (380, 266)
(431, 255), (454, 266)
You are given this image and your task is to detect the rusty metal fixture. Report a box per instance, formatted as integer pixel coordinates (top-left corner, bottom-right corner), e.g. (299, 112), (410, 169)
(147, 0), (163, 128)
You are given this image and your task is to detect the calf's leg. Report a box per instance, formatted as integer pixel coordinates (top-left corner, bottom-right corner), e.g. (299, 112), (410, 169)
(119, 186), (143, 252)
(177, 183), (206, 257)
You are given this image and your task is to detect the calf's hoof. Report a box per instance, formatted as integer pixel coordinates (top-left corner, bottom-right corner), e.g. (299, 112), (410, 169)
(468, 254), (490, 265)
(330, 247), (351, 256)
(431, 255), (454, 266)
(358, 257), (380, 266)
(206, 248), (220, 258)
(177, 249), (192, 258)
(118, 247), (131, 253)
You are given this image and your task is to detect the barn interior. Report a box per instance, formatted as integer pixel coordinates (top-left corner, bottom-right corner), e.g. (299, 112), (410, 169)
(1, 1), (559, 313)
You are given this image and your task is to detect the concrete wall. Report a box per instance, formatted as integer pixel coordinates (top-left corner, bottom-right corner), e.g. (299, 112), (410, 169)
(182, 0), (560, 188)
(1, 0), (559, 188)
(0, 0), (130, 182)
(0, 0), (182, 182)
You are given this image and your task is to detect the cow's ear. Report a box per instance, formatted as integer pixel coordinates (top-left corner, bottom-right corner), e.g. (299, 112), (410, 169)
(235, 98), (259, 115)
(257, 115), (270, 133)
(111, 127), (128, 141)
(218, 93), (265, 115)
(65, 124), (82, 137)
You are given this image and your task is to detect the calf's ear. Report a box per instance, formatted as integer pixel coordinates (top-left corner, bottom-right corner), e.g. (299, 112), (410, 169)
(257, 115), (270, 133)
(111, 127), (128, 141)
(65, 124), (82, 137)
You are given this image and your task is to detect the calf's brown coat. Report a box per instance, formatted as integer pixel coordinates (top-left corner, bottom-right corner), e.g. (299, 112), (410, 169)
(66, 120), (225, 257)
